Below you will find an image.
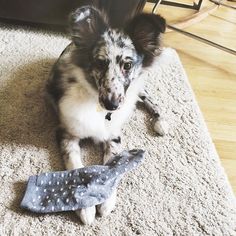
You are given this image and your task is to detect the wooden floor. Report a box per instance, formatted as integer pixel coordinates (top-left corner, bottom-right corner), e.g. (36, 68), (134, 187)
(144, 1), (236, 193)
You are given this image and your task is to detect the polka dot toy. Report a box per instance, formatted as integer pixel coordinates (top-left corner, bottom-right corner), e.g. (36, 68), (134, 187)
(21, 149), (145, 213)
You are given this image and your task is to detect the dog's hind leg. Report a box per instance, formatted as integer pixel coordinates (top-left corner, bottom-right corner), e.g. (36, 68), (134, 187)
(56, 127), (96, 225)
(139, 90), (169, 136)
(97, 137), (122, 217)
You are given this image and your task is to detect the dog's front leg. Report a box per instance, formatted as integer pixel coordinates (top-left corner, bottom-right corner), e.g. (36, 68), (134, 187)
(97, 137), (122, 217)
(139, 90), (169, 136)
(102, 137), (122, 164)
(56, 127), (96, 225)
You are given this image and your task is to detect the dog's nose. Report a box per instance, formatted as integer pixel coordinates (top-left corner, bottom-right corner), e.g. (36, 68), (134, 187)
(103, 98), (119, 111)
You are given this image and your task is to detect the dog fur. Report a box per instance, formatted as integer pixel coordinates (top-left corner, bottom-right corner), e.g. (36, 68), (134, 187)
(46, 6), (168, 225)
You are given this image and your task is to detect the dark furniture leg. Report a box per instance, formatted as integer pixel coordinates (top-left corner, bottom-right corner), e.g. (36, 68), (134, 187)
(149, 0), (204, 13)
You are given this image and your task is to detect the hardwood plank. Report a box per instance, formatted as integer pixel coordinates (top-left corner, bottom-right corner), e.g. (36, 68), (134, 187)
(214, 140), (236, 160)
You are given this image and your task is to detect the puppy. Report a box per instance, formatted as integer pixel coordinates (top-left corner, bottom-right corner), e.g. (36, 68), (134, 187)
(46, 6), (168, 225)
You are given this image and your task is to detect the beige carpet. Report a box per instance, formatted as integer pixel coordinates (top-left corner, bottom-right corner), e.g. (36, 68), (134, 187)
(0, 23), (236, 236)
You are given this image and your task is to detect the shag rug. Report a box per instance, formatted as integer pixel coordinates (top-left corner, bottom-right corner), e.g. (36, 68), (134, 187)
(0, 23), (236, 236)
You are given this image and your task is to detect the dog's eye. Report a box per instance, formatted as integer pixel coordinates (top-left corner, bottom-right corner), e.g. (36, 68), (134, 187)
(95, 59), (108, 70)
(123, 62), (132, 71)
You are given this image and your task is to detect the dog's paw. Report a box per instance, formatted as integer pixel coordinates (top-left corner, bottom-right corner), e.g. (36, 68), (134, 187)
(97, 190), (116, 217)
(76, 206), (96, 225)
(154, 118), (169, 136)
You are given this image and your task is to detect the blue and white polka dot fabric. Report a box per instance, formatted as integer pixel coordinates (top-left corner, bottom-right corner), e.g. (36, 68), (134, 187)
(21, 149), (145, 213)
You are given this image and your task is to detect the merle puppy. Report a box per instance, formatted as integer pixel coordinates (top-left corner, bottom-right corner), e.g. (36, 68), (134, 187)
(46, 6), (168, 225)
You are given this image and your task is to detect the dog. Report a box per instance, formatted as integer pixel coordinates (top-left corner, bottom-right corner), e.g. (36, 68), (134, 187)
(46, 6), (168, 225)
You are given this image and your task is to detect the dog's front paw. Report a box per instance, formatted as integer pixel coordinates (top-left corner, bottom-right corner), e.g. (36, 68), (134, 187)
(154, 118), (169, 136)
(97, 189), (117, 217)
(76, 206), (96, 225)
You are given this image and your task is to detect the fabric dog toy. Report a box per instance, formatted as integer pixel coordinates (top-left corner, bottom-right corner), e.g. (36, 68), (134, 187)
(21, 149), (145, 213)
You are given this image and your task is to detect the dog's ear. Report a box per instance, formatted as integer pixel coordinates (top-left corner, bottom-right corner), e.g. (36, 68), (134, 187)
(69, 6), (108, 51)
(125, 14), (166, 67)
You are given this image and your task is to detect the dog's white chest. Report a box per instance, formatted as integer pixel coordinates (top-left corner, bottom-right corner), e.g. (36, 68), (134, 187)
(59, 94), (136, 141)
(59, 96), (108, 140)
(58, 76), (143, 141)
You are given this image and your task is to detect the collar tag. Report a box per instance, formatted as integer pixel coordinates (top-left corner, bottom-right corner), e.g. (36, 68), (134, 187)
(105, 112), (112, 121)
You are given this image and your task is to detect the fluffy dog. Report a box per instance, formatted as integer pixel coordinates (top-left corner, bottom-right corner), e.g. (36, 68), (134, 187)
(46, 6), (168, 224)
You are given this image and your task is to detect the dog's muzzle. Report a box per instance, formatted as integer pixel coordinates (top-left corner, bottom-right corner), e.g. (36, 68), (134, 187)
(99, 83), (125, 111)
(100, 96), (119, 111)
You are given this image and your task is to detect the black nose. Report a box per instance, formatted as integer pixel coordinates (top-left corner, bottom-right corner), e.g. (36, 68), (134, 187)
(103, 98), (119, 111)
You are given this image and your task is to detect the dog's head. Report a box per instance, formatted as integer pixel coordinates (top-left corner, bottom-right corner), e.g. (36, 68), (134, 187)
(69, 6), (166, 111)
